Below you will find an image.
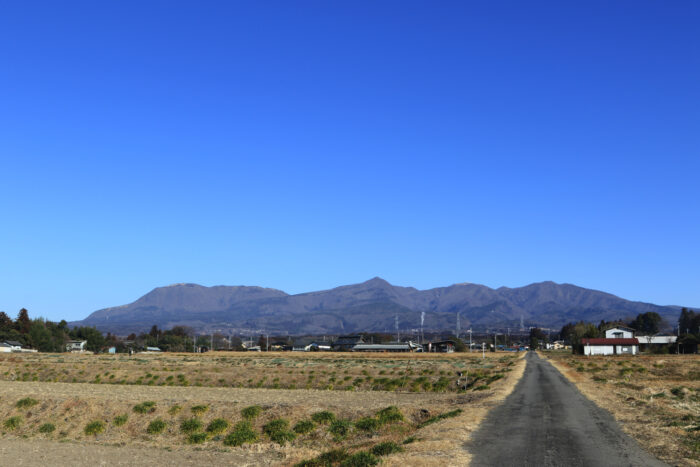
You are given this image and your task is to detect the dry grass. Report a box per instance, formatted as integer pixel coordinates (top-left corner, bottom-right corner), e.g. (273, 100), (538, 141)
(544, 351), (700, 467)
(0, 351), (525, 465)
(0, 351), (511, 393)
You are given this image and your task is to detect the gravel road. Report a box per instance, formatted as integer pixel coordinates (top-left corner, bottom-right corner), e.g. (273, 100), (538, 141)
(467, 352), (668, 467)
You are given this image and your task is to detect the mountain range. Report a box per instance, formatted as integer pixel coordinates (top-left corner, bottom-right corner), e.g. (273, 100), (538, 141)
(69, 278), (684, 335)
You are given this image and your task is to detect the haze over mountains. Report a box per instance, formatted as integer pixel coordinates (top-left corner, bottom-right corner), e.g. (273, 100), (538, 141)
(70, 278), (682, 335)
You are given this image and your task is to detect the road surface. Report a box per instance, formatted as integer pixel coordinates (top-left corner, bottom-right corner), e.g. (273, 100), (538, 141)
(468, 352), (667, 467)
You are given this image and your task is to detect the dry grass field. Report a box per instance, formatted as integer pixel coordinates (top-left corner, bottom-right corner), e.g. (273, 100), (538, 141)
(0, 351), (525, 466)
(544, 351), (700, 467)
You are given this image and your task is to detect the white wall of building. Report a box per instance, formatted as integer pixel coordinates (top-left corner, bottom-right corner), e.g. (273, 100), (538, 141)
(605, 328), (633, 338)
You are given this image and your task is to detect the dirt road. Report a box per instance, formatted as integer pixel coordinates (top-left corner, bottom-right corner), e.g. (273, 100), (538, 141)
(467, 352), (668, 467)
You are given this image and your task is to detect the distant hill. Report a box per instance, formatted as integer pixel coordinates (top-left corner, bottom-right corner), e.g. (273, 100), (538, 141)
(70, 278), (683, 335)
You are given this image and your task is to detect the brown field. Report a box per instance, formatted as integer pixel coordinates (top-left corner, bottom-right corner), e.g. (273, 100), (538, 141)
(544, 351), (700, 467)
(0, 351), (526, 466)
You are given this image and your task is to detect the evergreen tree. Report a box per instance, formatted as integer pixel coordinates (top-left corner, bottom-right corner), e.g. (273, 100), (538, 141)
(16, 308), (31, 334)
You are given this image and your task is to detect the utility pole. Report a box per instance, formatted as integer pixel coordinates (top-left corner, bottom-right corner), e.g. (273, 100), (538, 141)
(456, 312), (461, 339)
(421, 312), (425, 345)
(468, 328), (472, 352)
(482, 342), (485, 359)
(266, 334), (269, 352)
(395, 314), (399, 342)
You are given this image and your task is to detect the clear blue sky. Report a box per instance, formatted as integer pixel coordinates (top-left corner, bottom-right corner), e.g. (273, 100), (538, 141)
(1, 1), (698, 322)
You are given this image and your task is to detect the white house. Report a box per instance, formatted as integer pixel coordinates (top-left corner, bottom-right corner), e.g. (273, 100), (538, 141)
(604, 327), (634, 339)
(0, 343), (12, 353)
(4, 341), (24, 352)
(582, 337), (639, 356)
(66, 340), (88, 352)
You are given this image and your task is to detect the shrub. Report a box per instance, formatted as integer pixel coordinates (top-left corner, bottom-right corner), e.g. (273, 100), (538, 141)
(223, 421), (258, 446)
(354, 417), (380, 432)
(133, 401), (156, 414)
(269, 429), (296, 445)
(4, 416), (22, 430)
(187, 432), (208, 444)
(339, 451), (379, 467)
(418, 409), (463, 428)
(329, 419), (352, 441)
(113, 414), (129, 426)
(293, 419), (315, 434)
(16, 397), (39, 409)
(84, 420), (106, 436)
(402, 436), (417, 444)
(671, 386), (686, 399)
(241, 405), (263, 420)
(168, 405), (182, 415)
(294, 449), (350, 466)
(311, 410), (336, 424)
(38, 423), (55, 434)
(376, 406), (403, 424)
(318, 449), (350, 464)
(206, 418), (229, 435)
(264, 418), (296, 445)
(264, 418), (289, 434)
(147, 418), (167, 434)
(371, 441), (404, 456)
(180, 418), (203, 434)
(191, 405), (209, 416)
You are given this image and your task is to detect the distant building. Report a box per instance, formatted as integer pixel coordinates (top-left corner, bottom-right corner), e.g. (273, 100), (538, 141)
(332, 335), (364, 351)
(292, 338), (330, 352)
(5, 341), (24, 352)
(66, 340), (88, 352)
(0, 343), (11, 353)
(145, 346), (161, 352)
(352, 341), (422, 352)
(427, 340), (455, 353)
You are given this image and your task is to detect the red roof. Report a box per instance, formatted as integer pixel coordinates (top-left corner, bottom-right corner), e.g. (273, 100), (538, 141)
(581, 338), (639, 345)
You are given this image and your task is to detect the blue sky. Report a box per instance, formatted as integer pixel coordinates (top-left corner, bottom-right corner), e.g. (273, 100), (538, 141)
(1, 1), (698, 322)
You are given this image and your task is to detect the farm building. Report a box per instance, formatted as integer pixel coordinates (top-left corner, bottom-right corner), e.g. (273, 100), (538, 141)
(426, 340), (456, 353)
(581, 337), (639, 356)
(0, 343), (11, 353)
(66, 340), (88, 352)
(332, 335), (364, 351)
(352, 341), (423, 352)
(292, 338), (331, 351)
(636, 334), (677, 352)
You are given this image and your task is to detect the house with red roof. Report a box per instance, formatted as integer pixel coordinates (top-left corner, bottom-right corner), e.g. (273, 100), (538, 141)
(581, 327), (639, 355)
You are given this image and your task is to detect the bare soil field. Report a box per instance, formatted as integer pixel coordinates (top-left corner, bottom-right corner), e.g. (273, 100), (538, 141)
(544, 351), (700, 466)
(0, 351), (526, 466)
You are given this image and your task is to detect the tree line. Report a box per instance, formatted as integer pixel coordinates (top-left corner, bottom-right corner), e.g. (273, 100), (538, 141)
(0, 308), (113, 352)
